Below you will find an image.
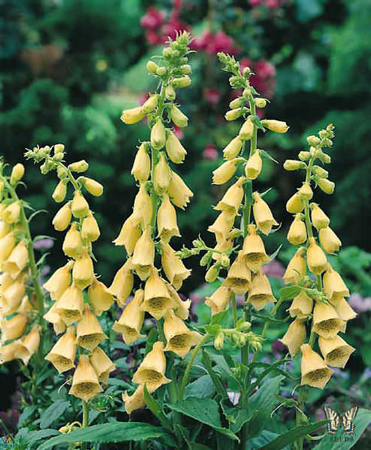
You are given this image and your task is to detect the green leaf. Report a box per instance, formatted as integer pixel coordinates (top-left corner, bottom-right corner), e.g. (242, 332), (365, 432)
(28, 429), (60, 446)
(185, 375), (216, 399)
(260, 149), (278, 164)
(251, 115), (265, 130)
(18, 405), (37, 427)
(168, 397), (239, 441)
(279, 285), (301, 300)
(221, 399), (253, 433)
(259, 421), (328, 450)
(38, 422), (175, 449)
(143, 384), (173, 431)
(313, 408), (371, 450)
(40, 400), (70, 429)
(202, 350), (229, 400)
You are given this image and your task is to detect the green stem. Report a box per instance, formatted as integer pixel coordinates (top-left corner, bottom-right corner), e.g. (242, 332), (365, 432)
(81, 400), (89, 450)
(231, 293), (238, 328)
(179, 334), (210, 399)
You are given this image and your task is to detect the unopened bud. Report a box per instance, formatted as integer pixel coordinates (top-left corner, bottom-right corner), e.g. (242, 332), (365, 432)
(306, 135), (320, 146)
(255, 98), (267, 108)
(229, 97), (245, 109)
(283, 160), (305, 171)
(165, 84), (176, 101)
(156, 67), (167, 76)
(10, 164), (25, 185)
(146, 61), (158, 73)
(57, 166), (68, 179)
(316, 150), (331, 164)
(317, 178), (335, 195)
(69, 160), (89, 173)
(214, 333), (224, 350)
(298, 182), (313, 201)
(225, 108), (244, 121)
(243, 88), (251, 98)
(205, 264), (220, 282)
(181, 64), (192, 75)
(172, 76), (191, 89)
(312, 165), (328, 178)
(52, 181), (67, 203)
(54, 144), (65, 153)
(298, 151), (311, 161)
(220, 254), (230, 268)
(81, 177), (103, 197)
(142, 94), (159, 114)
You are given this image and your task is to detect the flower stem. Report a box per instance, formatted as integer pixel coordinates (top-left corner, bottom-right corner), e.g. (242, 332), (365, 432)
(81, 400), (89, 450)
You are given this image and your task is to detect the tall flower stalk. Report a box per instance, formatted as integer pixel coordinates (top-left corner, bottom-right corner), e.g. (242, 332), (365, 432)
(25, 144), (116, 435)
(281, 125), (356, 449)
(113, 32), (199, 414)
(0, 161), (45, 370)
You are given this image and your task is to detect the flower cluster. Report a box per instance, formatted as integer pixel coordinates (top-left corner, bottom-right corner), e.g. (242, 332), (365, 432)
(25, 144), (116, 402)
(0, 163), (42, 365)
(280, 125), (356, 389)
(114, 32), (199, 415)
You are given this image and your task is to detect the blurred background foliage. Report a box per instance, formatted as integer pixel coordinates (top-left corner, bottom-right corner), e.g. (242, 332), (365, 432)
(1, 0), (370, 441)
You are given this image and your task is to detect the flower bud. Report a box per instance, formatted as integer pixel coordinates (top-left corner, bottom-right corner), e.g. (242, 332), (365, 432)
(245, 150), (262, 180)
(319, 227), (342, 254)
(286, 192), (304, 214)
(261, 119), (289, 133)
(311, 203), (330, 230)
(317, 178), (335, 195)
(283, 248), (307, 285)
(156, 66), (167, 76)
(298, 151), (311, 161)
(52, 181), (67, 203)
(169, 105), (188, 128)
(121, 106), (145, 125)
(81, 212), (100, 242)
(252, 192), (278, 235)
(287, 214), (307, 245)
(81, 177), (103, 197)
(220, 254), (230, 268)
(212, 158), (243, 185)
(131, 142), (150, 183)
(172, 76), (191, 88)
(146, 60), (158, 73)
(283, 160), (305, 171)
(214, 333), (224, 350)
(142, 94), (159, 114)
(153, 152), (171, 194)
(255, 98), (267, 108)
(57, 166), (68, 179)
(225, 108), (245, 121)
(10, 164), (25, 185)
(229, 97), (245, 109)
(151, 119), (166, 150)
(223, 136), (243, 160)
(306, 135), (320, 146)
(3, 202), (21, 224)
(239, 117), (254, 140)
(307, 237), (327, 275)
(205, 264), (220, 283)
(54, 144), (65, 153)
(165, 84), (176, 101)
(68, 160), (89, 173)
(53, 202), (72, 231)
(297, 182), (313, 201)
(243, 88), (251, 98)
(312, 165), (328, 178)
(71, 190), (89, 218)
(62, 223), (83, 259)
(316, 150), (331, 164)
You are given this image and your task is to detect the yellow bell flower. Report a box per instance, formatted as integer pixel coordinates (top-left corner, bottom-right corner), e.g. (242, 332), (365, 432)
(311, 204), (330, 230)
(242, 224), (270, 272)
(43, 301), (66, 335)
(211, 237), (233, 261)
(165, 131), (187, 164)
(166, 283), (191, 320)
(18, 295), (35, 314)
(286, 192), (304, 214)
(90, 347), (116, 384)
(287, 214), (307, 245)
(81, 212), (100, 242)
(112, 289), (145, 344)
(323, 265), (349, 302)
(157, 194), (180, 242)
(132, 341), (171, 391)
(283, 248), (307, 285)
(45, 326), (77, 373)
(160, 242), (191, 290)
(208, 212), (235, 242)
(10, 163), (25, 185)
(113, 214), (141, 255)
(142, 94), (159, 114)
(297, 182), (313, 201)
(168, 171), (193, 209)
(151, 119), (166, 150)
(52, 202), (72, 232)
(247, 270), (275, 311)
(71, 191), (89, 219)
(163, 310), (201, 358)
(331, 298), (356, 321)
(132, 226), (155, 281)
(223, 136), (243, 160)
(169, 105), (188, 127)
(214, 177), (245, 216)
(69, 354), (103, 401)
(318, 335), (355, 368)
(280, 319), (306, 356)
(43, 261), (73, 301)
(76, 304), (107, 351)
(239, 117), (254, 140)
(252, 192), (278, 235)
(88, 278), (114, 316)
(3, 241), (28, 278)
(62, 223), (83, 259)
(319, 227), (342, 254)
(0, 220), (11, 239)
(261, 119), (289, 133)
(307, 237), (327, 275)
(245, 150), (262, 180)
(289, 291), (313, 318)
(108, 258), (134, 306)
(52, 181), (67, 203)
(312, 302), (344, 339)
(1, 314), (27, 341)
(0, 232), (16, 262)
(153, 152), (171, 195)
(132, 184), (153, 228)
(131, 142), (151, 183)
(56, 284), (84, 325)
(122, 386), (146, 415)
(300, 344), (333, 389)
(212, 158), (242, 185)
(3, 202), (21, 224)
(82, 178), (103, 197)
(142, 269), (174, 320)
(224, 252), (251, 295)
(205, 285), (232, 315)
(317, 178), (335, 195)
(72, 251), (94, 290)
(121, 106), (145, 124)
(2, 279), (26, 313)
(15, 326), (40, 365)
(0, 341), (21, 364)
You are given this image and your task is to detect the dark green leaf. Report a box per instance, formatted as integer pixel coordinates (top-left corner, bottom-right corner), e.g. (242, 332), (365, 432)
(279, 286), (301, 300)
(202, 350), (229, 399)
(185, 375), (216, 399)
(143, 384), (172, 431)
(251, 115), (265, 130)
(40, 400), (70, 429)
(260, 149), (278, 164)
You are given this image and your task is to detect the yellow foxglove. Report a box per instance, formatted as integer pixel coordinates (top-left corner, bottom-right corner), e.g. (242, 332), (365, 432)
(15, 326), (40, 365)
(323, 265), (349, 302)
(142, 94), (159, 114)
(151, 119), (166, 150)
(1, 314), (27, 341)
(166, 283), (191, 320)
(169, 105), (188, 128)
(208, 212), (235, 242)
(168, 172), (193, 209)
(43, 301), (66, 335)
(157, 194), (180, 242)
(239, 117), (254, 140)
(71, 190), (89, 219)
(318, 335), (355, 368)
(72, 251), (94, 290)
(0, 221), (11, 239)
(52, 202), (72, 232)
(43, 262), (72, 300)
(112, 289), (145, 344)
(212, 158), (242, 185)
(62, 223), (83, 259)
(252, 192), (278, 235)
(331, 298), (356, 321)
(108, 258), (134, 306)
(165, 131), (187, 164)
(122, 386), (146, 415)
(45, 326), (76, 373)
(160, 242), (191, 290)
(52, 181), (67, 203)
(286, 192), (304, 214)
(247, 270), (275, 311)
(317, 178), (335, 195)
(214, 177), (245, 216)
(283, 248), (307, 285)
(131, 142), (151, 183)
(300, 344), (333, 389)
(132, 341), (171, 391)
(3, 202), (21, 224)
(280, 319), (306, 356)
(69, 354), (103, 401)
(0, 232), (16, 262)
(81, 212), (100, 242)
(0, 341), (20, 364)
(132, 226), (155, 281)
(312, 302), (344, 339)
(242, 224), (270, 272)
(311, 204), (330, 230)
(163, 310), (200, 358)
(88, 278), (114, 316)
(3, 279), (26, 313)
(76, 304), (107, 351)
(307, 237), (327, 275)
(82, 178), (103, 197)
(153, 152), (172, 194)
(142, 269), (174, 320)
(10, 163), (25, 185)
(261, 119), (289, 133)
(113, 214), (141, 255)
(121, 106), (145, 125)
(289, 291), (313, 318)
(3, 241), (28, 278)
(297, 182), (313, 201)
(319, 227), (342, 254)
(90, 347), (116, 384)
(245, 150), (262, 180)
(132, 184), (153, 227)
(56, 284), (84, 325)
(223, 136), (243, 160)
(287, 214), (307, 245)
(224, 252), (251, 295)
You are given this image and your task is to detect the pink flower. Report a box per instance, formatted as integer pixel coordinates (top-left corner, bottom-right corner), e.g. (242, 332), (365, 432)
(173, 125), (184, 140)
(162, 18), (189, 41)
(138, 93), (150, 106)
(204, 87), (221, 105)
(203, 144), (219, 161)
(262, 260), (285, 278)
(266, 0), (284, 9)
(33, 238), (54, 250)
(249, 0), (264, 7)
(349, 293), (371, 313)
(255, 59), (276, 79)
(141, 7), (165, 30)
(208, 31), (238, 55)
(145, 30), (164, 45)
(240, 57), (253, 73)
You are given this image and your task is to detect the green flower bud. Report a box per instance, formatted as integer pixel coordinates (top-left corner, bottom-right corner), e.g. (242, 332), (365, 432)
(172, 76), (191, 89)
(298, 151), (311, 161)
(214, 333), (224, 350)
(54, 144), (65, 153)
(69, 160), (89, 173)
(156, 67), (167, 76)
(181, 64), (192, 75)
(255, 98), (267, 108)
(306, 135), (320, 146)
(317, 178), (335, 195)
(146, 61), (158, 73)
(165, 84), (176, 101)
(283, 160), (306, 171)
(229, 97), (245, 109)
(312, 165), (328, 178)
(225, 108), (244, 121)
